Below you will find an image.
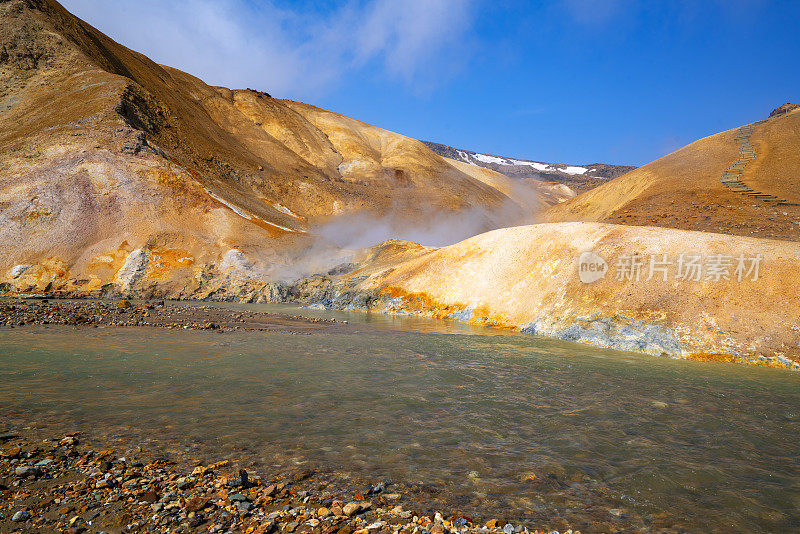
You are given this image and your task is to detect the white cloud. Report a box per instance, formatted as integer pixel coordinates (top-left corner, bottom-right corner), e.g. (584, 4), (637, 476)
(59, 0), (475, 98)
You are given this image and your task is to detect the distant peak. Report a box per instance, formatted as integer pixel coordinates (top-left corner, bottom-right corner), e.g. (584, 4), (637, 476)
(769, 103), (800, 118)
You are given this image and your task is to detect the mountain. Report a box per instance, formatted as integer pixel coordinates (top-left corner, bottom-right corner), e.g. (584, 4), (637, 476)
(544, 104), (800, 241)
(0, 0), (546, 292)
(423, 141), (637, 194)
(300, 108), (800, 367)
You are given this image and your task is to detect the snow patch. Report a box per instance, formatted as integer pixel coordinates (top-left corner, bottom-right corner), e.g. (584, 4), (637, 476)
(270, 202), (303, 220)
(262, 219), (300, 233)
(207, 189), (305, 233)
(471, 153), (507, 165)
(464, 155), (592, 176)
(206, 190), (252, 220)
(559, 166), (588, 175)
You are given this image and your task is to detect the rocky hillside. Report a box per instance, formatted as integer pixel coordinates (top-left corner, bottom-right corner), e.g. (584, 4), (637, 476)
(545, 104), (800, 241)
(423, 141), (636, 194)
(0, 0), (547, 292)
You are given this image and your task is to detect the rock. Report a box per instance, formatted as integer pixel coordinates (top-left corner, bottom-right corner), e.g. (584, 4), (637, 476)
(12, 510), (31, 522)
(60, 435), (79, 446)
(192, 465), (208, 477)
(1, 445), (21, 458)
(229, 493), (248, 502)
(485, 519), (500, 528)
(140, 491), (158, 503)
(503, 524), (514, 534)
(188, 515), (206, 528)
(368, 482), (385, 495)
(343, 502), (370, 516)
(226, 468), (248, 488)
(769, 103), (800, 118)
(236, 501), (253, 512)
(317, 507), (330, 517)
(117, 300), (132, 310)
(254, 520), (277, 534)
(14, 465), (38, 478)
(185, 496), (208, 512)
(452, 517), (468, 528)
(291, 469), (313, 483)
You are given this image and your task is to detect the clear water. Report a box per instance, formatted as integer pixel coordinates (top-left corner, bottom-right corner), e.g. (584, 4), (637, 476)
(0, 307), (798, 533)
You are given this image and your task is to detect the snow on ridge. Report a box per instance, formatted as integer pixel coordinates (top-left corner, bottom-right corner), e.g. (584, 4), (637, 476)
(456, 148), (595, 177)
(558, 166), (588, 175)
(471, 153), (508, 165)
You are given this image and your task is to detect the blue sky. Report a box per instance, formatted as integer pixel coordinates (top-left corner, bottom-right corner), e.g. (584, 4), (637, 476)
(62, 0), (800, 166)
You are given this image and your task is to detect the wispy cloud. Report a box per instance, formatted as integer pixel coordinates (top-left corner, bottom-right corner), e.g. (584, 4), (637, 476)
(59, 0), (476, 98)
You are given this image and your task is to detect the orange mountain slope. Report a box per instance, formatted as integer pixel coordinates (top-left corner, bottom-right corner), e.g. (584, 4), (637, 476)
(338, 222), (800, 368)
(0, 0), (544, 291)
(544, 105), (800, 241)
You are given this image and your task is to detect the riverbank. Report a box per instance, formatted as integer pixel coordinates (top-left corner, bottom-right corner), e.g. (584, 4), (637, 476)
(0, 299), (350, 334)
(0, 427), (578, 534)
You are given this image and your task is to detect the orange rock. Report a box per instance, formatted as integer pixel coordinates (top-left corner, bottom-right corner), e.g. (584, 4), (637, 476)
(1, 446), (21, 459)
(184, 496), (208, 512)
(191, 465), (208, 477)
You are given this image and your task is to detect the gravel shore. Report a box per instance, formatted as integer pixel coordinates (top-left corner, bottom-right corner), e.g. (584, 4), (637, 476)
(0, 299), (350, 334)
(0, 430), (574, 534)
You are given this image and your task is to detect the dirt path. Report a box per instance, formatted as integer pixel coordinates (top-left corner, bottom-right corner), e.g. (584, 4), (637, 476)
(721, 119), (800, 206)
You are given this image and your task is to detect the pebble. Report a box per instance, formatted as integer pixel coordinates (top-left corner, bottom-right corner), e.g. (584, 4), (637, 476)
(14, 465), (37, 477)
(1, 445), (21, 458)
(236, 501), (253, 512)
(12, 510), (31, 522)
(344, 502), (366, 516)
